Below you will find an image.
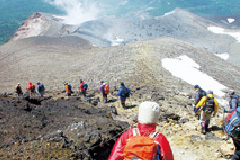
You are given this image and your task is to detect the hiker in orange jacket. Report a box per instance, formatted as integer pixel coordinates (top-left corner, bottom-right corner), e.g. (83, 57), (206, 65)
(108, 101), (174, 160)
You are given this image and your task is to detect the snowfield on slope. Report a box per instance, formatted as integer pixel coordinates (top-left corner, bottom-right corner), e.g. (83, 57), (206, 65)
(161, 55), (227, 98)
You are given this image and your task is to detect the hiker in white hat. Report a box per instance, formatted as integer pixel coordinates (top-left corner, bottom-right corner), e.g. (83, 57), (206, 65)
(109, 101), (174, 160)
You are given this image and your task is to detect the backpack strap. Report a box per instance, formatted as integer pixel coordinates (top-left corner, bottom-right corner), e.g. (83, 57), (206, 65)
(132, 128), (140, 136)
(150, 131), (159, 138)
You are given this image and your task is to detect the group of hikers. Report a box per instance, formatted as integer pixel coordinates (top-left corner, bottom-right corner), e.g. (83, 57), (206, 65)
(15, 82), (45, 97)
(194, 85), (240, 160)
(15, 80), (131, 109)
(14, 81), (240, 159)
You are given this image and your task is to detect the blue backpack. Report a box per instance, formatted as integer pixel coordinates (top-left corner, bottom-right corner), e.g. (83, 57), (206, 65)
(39, 84), (45, 92)
(84, 83), (88, 91)
(68, 84), (72, 91)
(121, 87), (130, 97)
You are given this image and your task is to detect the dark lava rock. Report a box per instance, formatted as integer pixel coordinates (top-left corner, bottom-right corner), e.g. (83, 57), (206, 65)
(0, 97), (129, 159)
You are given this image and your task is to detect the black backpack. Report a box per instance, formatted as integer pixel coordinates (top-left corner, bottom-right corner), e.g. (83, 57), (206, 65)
(39, 84), (44, 92)
(16, 86), (22, 93)
(121, 87), (128, 97)
(204, 96), (215, 113)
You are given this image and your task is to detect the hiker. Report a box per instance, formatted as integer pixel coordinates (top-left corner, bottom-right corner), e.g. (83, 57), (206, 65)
(36, 82), (45, 97)
(99, 81), (109, 103)
(224, 108), (240, 160)
(229, 90), (239, 112)
(196, 90), (218, 134)
(117, 82), (130, 109)
(63, 81), (72, 96)
(26, 82), (35, 94)
(79, 79), (87, 97)
(15, 83), (23, 96)
(108, 101), (174, 160)
(194, 85), (206, 119)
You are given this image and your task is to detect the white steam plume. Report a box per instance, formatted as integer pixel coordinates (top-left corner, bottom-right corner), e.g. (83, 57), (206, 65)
(44, 0), (100, 24)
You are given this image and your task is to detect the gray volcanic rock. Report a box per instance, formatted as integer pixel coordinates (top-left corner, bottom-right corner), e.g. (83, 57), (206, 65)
(0, 95), (129, 159)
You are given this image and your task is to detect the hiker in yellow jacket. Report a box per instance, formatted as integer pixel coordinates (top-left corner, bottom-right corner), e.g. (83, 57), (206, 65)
(196, 90), (217, 134)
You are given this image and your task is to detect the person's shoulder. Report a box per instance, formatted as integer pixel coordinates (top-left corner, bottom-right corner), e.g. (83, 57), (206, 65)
(202, 96), (207, 100)
(156, 132), (168, 140)
(120, 128), (133, 138)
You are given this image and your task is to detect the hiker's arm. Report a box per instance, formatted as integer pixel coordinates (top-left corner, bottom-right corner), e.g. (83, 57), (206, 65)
(157, 134), (174, 160)
(231, 98), (238, 109)
(108, 129), (132, 160)
(196, 96), (207, 109)
(117, 88), (122, 96)
(213, 99), (218, 115)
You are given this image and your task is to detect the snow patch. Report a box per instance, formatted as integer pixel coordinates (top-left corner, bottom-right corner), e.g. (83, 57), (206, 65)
(227, 18), (235, 23)
(164, 10), (176, 16)
(208, 27), (240, 42)
(215, 53), (229, 60)
(161, 55), (227, 97)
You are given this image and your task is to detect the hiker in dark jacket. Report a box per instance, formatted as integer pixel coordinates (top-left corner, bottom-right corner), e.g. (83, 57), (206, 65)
(117, 82), (129, 109)
(194, 85), (206, 113)
(229, 90), (239, 112)
(36, 82), (45, 97)
(15, 83), (23, 96)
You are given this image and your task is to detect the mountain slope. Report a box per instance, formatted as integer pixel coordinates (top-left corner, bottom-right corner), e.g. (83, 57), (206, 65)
(1, 36), (240, 100)
(8, 9), (240, 66)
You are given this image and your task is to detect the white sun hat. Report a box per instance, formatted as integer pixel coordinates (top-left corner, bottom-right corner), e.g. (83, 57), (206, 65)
(138, 101), (160, 124)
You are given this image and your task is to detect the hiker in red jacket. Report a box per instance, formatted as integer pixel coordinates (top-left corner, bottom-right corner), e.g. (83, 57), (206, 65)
(79, 79), (86, 97)
(108, 101), (174, 160)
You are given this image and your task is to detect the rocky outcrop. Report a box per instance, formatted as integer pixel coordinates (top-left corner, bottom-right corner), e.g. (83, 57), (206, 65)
(11, 13), (51, 41)
(0, 95), (129, 159)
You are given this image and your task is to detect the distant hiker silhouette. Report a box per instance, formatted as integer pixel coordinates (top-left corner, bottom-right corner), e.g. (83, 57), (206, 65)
(117, 82), (130, 109)
(15, 83), (23, 96)
(99, 81), (109, 103)
(63, 81), (72, 96)
(26, 82), (35, 96)
(108, 101), (174, 160)
(79, 79), (87, 97)
(36, 82), (45, 97)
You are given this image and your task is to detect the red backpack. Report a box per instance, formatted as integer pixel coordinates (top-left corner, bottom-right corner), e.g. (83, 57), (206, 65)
(123, 128), (161, 160)
(104, 84), (109, 94)
(30, 85), (35, 92)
